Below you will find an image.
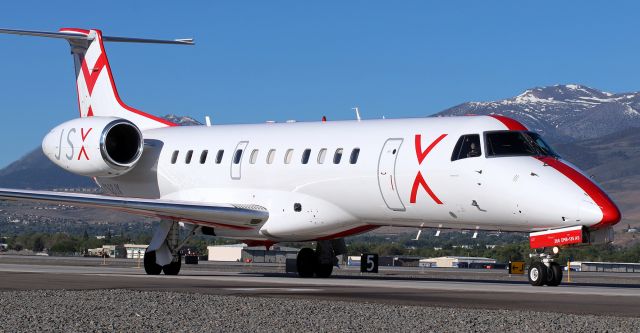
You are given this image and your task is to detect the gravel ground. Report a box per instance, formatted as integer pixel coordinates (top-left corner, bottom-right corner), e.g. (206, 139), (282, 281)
(0, 290), (638, 332)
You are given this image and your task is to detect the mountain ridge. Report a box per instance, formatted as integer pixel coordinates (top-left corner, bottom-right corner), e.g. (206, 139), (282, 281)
(437, 84), (640, 142)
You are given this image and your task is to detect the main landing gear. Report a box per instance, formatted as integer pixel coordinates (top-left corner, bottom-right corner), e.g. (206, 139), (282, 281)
(144, 220), (199, 276)
(528, 248), (563, 287)
(144, 252), (182, 276)
(296, 239), (346, 278)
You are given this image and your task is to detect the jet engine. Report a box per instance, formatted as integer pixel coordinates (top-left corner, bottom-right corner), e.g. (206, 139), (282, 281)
(42, 117), (144, 177)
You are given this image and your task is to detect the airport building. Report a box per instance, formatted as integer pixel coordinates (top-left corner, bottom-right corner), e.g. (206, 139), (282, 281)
(87, 244), (148, 258)
(207, 244), (299, 263)
(568, 261), (640, 273)
(419, 256), (497, 268)
(123, 244), (148, 259)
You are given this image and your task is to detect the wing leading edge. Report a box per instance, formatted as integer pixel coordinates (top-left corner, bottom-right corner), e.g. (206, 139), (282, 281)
(0, 188), (268, 231)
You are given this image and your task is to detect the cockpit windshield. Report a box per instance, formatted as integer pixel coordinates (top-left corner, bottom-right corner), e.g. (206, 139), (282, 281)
(485, 131), (560, 158)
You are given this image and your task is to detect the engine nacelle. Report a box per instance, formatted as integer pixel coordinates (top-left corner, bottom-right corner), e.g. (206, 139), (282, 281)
(42, 117), (144, 177)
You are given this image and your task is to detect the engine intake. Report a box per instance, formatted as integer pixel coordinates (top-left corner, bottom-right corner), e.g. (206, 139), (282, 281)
(101, 121), (143, 169)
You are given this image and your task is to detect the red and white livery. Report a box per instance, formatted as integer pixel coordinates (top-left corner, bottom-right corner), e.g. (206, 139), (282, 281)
(0, 27), (621, 286)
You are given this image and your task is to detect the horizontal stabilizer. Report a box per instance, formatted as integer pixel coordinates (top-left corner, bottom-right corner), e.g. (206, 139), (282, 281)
(0, 28), (194, 45)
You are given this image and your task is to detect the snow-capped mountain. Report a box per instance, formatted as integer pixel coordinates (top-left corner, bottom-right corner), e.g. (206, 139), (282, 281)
(437, 84), (640, 142)
(163, 114), (202, 126)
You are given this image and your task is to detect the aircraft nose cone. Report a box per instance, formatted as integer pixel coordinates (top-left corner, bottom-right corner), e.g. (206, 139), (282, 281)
(537, 157), (622, 229)
(598, 194), (622, 227)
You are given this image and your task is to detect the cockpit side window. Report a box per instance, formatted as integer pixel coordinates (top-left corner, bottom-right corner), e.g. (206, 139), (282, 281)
(527, 132), (560, 157)
(485, 131), (559, 158)
(451, 134), (482, 161)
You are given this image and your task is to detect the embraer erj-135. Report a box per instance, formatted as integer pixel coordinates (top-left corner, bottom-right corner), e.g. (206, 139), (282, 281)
(0, 28), (621, 286)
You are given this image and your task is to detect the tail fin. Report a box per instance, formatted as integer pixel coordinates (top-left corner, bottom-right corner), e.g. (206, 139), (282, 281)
(0, 28), (194, 130)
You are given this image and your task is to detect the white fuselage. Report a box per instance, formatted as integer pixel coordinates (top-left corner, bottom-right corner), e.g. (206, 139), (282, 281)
(95, 116), (610, 242)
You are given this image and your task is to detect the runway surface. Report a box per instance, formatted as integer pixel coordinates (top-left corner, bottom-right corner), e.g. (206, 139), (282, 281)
(1, 255), (639, 317)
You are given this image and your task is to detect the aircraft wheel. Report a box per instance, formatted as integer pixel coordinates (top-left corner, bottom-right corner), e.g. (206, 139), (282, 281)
(143, 251), (162, 275)
(546, 262), (563, 286)
(163, 256), (182, 275)
(314, 263), (333, 278)
(296, 248), (316, 278)
(528, 261), (547, 287)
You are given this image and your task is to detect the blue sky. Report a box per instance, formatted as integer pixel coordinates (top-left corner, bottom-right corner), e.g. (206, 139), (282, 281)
(1, 1), (639, 167)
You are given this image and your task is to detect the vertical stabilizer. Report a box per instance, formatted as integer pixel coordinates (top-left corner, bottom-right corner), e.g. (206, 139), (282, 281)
(0, 27), (195, 130)
(61, 28), (176, 130)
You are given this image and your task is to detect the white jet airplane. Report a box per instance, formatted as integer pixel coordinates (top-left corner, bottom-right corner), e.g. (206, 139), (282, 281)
(0, 28), (621, 286)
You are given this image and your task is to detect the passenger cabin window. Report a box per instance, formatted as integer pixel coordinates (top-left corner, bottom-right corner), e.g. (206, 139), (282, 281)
(185, 150), (193, 164)
(284, 149), (294, 164)
(485, 131), (559, 158)
(333, 148), (343, 164)
(171, 150), (179, 164)
(267, 149), (276, 164)
(215, 150), (224, 164)
(233, 149), (243, 164)
(301, 149), (311, 164)
(350, 148), (360, 164)
(317, 148), (327, 164)
(200, 150), (208, 164)
(451, 135), (481, 161)
(250, 149), (259, 164)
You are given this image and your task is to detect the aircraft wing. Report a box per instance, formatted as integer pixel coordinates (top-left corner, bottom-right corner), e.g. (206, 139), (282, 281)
(0, 188), (268, 231)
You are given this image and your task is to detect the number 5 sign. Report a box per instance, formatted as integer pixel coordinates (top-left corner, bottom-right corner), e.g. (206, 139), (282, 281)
(360, 253), (379, 273)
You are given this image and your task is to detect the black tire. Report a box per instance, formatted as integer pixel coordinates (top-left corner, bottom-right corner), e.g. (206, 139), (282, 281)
(143, 251), (162, 275)
(296, 248), (316, 278)
(546, 262), (563, 287)
(314, 263), (333, 278)
(163, 256), (182, 275)
(528, 261), (547, 287)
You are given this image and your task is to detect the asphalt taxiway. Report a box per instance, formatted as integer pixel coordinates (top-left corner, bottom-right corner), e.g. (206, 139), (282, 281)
(0, 255), (638, 317)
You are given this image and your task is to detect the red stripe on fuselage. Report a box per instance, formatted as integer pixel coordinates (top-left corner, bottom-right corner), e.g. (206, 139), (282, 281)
(489, 115), (528, 131)
(536, 156), (621, 229)
(316, 225), (380, 240)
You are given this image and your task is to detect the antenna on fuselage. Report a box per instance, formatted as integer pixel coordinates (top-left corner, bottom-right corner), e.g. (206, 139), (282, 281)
(413, 223), (425, 240)
(353, 106), (361, 121)
(205, 116), (212, 127)
(472, 226), (480, 239)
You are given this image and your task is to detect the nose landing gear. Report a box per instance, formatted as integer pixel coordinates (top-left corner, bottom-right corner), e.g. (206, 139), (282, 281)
(528, 248), (563, 287)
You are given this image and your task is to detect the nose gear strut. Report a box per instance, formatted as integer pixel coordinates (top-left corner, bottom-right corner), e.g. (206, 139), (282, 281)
(528, 248), (563, 287)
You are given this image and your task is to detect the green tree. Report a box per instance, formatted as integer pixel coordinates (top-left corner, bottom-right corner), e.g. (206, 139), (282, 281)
(50, 239), (78, 253)
(32, 236), (45, 252)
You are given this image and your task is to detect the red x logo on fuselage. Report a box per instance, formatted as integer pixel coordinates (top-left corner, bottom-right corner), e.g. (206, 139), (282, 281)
(410, 134), (447, 204)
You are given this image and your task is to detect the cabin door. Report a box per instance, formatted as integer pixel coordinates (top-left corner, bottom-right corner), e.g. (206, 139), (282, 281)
(378, 138), (406, 211)
(231, 141), (249, 180)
